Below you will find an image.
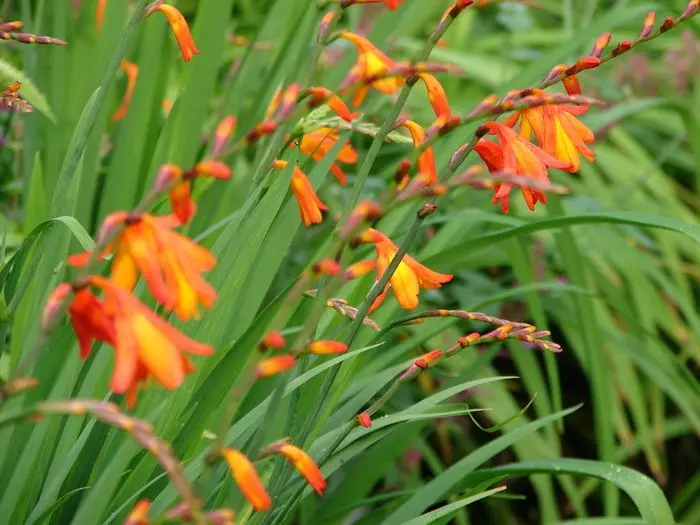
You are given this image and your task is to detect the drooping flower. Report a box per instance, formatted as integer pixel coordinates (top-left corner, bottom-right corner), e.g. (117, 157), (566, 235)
(256, 354), (297, 378)
(399, 120), (438, 184)
(474, 121), (572, 213)
(272, 159), (328, 226)
(260, 441), (326, 495)
(504, 87), (595, 173)
(112, 60), (139, 121)
(297, 127), (358, 185)
(222, 448), (272, 511)
(338, 31), (403, 106)
(306, 87), (355, 122)
(354, 228), (453, 310)
(417, 73), (451, 120)
(155, 161), (232, 224)
(144, 2), (199, 62)
(68, 212), (217, 320)
(62, 276), (213, 406)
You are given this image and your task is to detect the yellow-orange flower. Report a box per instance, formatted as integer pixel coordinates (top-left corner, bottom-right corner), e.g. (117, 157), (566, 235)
(63, 276), (212, 406)
(145, 3), (199, 62)
(297, 127), (358, 185)
(399, 120), (437, 184)
(338, 31), (402, 106)
(68, 212), (217, 320)
(222, 448), (272, 511)
(113, 60), (139, 121)
(261, 441), (326, 495)
(474, 121), (571, 213)
(344, 259), (376, 280)
(307, 340), (348, 355)
(256, 354), (297, 378)
(156, 161), (232, 224)
(355, 228), (453, 310)
(272, 159), (328, 226)
(124, 499), (151, 525)
(504, 87), (595, 173)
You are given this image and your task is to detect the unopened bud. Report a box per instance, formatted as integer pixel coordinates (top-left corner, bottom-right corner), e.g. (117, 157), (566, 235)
(417, 203), (437, 219)
(356, 412), (372, 428)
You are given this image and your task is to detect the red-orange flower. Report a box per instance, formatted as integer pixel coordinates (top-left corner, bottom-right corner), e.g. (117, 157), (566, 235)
(355, 228), (453, 310)
(261, 441), (326, 495)
(311, 259), (341, 276)
(113, 60), (139, 121)
(96, 0), (108, 31)
(297, 127), (358, 185)
(338, 31), (403, 106)
(256, 354), (297, 378)
(272, 159), (328, 226)
(474, 121), (572, 213)
(417, 73), (451, 120)
(68, 212), (217, 320)
(222, 448), (272, 511)
(259, 331), (286, 351)
(399, 120), (437, 184)
(504, 87), (595, 173)
(156, 161), (232, 224)
(144, 2), (199, 62)
(65, 276), (212, 406)
(308, 340), (348, 355)
(124, 499), (151, 525)
(307, 87), (355, 122)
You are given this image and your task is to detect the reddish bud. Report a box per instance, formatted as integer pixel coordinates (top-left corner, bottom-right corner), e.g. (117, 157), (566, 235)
(246, 121), (277, 143)
(42, 283), (73, 332)
(259, 331), (286, 351)
(613, 40), (632, 56)
(312, 259), (341, 276)
(356, 412), (372, 428)
(660, 17), (674, 32)
(457, 333), (481, 347)
(638, 12), (655, 40)
(414, 349), (442, 369)
(590, 32), (611, 57)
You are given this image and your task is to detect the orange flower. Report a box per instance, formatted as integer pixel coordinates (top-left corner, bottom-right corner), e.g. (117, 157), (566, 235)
(417, 73), (451, 120)
(343, 0), (405, 10)
(307, 340), (348, 355)
(144, 3), (199, 62)
(256, 354), (297, 378)
(272, 159), (328, 226)
(212, 116), (237, 157)
(338, 31), (403, 106)
(156, 161), (232, 224)
(68, 212), (217, 320)
(504, 87), (595, 173)
(113, 60), (139, 121)
(356, 412), (372, 427)
(124, 499), (151, 525)
(399, 120), (437, 184)
(355, 228), (453, 310)
(306, 87), (355, 122)
(222, 449), (272, 512)
(474, 121), (572, 213)
(311, 259), (341, 276)
(259, 331), (286, 351)
(68, 276), (212, 406)
(297, 127), (358, 185)
(96, 0), (108, 31)
(261, 441), (326, 496)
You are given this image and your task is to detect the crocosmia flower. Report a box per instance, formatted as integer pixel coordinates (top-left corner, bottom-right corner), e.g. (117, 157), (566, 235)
(222, 448), (272, 511)
(124, 499), (151, 525)
(61, 276), (212, 406)
(474, 121), (571, 213)
(273, 159), (328, 226)
(68, 212), (217, 320)
(297, 127), (358, 185)
(307, 87), (356, 122)
(399, 120), (438, 184)
(417, 73), (451, 120)
(144, 2), (199, 62)
(156, 161), (232, 224)
(112, 60), (139, 122)
(261, 441), (326, 496)
(504, 86), (595, 173)
(338, 31), (402, 106)
(256, 354), (297, 377)
(355, 228), (453, 310)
